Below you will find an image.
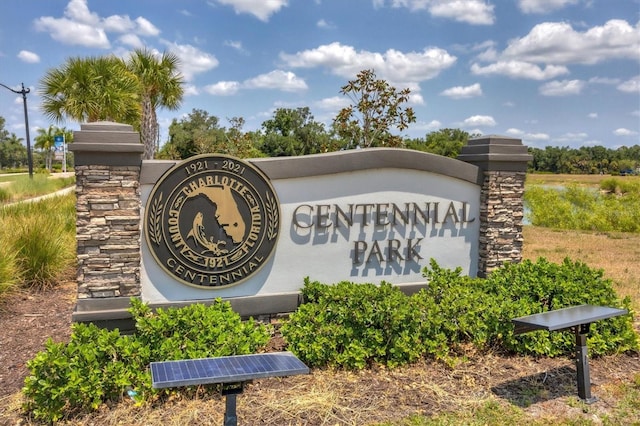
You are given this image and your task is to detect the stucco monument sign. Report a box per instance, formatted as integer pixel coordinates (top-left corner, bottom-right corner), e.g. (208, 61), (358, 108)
(69, 122), (531, 327)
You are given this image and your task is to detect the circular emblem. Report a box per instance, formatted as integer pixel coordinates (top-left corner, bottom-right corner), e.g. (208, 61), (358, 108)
(145, 154), (280, 288)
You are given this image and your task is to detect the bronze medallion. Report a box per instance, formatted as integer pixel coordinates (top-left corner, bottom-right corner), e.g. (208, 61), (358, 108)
(145, 154), (279, 288)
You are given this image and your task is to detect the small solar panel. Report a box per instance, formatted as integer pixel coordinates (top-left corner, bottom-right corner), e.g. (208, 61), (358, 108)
(150, 352), (309, 389)
(512, 304), (627, 335)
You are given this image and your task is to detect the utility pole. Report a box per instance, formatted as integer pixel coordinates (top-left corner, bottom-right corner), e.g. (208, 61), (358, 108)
(0, 82), (33, 178)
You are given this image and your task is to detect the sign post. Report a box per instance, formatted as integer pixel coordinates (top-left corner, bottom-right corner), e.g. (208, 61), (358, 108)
(54, 135), (66, 173)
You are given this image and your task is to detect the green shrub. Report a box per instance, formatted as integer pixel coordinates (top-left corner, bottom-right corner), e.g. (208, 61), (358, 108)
(413, 261), (498, 354)
(481, 258), (639, 356)
(283, 259), (639, 370)
(23, 323), (149, 423)
(130, 298), (271, 361)
(22, 299), (271, 423)
(282, 278), (424, 369)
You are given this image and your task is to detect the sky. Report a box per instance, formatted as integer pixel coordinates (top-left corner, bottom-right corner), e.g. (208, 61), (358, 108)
(0, 0), (639, 151)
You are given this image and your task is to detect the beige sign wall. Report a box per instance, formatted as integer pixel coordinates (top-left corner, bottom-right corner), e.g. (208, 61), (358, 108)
(139, 149), (481, 303)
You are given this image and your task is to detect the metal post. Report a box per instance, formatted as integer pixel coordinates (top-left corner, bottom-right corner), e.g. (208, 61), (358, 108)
(62, 133), (67, 173)
(223, 394), (238, 426)
(221, 382), (243, 426)
(575, 323), (597, 404)
(0, 82), (33, 178)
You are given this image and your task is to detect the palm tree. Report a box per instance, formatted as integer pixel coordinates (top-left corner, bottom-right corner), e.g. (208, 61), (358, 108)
(39, 56), (141, 126)
(127, 48), (184, 160)
(34, 125), (56, 171)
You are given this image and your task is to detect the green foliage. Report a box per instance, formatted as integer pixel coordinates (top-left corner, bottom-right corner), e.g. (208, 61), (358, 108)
(283, 278), (424, 369)
(0, 226), (20, 296)
(333, 69), (416, 148)
(261, 107), (338, 156)
(405, 128), (475, 158)
(283, 259), (638, 370)
(158, 109), (264, 159)
(529, 144), (640, 175)
(22, 298), (271, 423)
(23, 324), (149, 423)
(0, 173), (75, 201)
(524, 182), (640, 232)
(130, 298), (271, 361)
(600, 177), (640, 195)
(127, 47), (184, 160)
(0, 193), (76, 290)
(482, 258), (639, 356)
(39, 55), (141, 125)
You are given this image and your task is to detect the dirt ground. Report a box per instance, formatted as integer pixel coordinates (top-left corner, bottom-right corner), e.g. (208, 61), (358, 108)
(0, 278), (639, 425)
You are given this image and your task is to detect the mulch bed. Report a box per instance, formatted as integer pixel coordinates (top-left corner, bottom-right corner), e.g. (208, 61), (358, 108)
(1, 282), (638, 425)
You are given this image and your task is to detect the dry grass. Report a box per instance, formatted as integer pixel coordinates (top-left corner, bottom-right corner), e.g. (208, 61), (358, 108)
(523, 226), (640, 312)
(5, 350), (637, 425)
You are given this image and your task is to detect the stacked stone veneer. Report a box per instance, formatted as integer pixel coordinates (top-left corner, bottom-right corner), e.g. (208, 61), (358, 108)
(69, 122), (144, 324)
(458, 135), (533, 278)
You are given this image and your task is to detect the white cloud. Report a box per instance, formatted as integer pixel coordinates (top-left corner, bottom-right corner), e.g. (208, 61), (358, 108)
(462, 115), (496, 127)
(632, 110), (640, 118)
(34, 16), (110, 48)
(183, 84), (199, 96)
(375, 0), (495, 25)
(588, 112), (598, 119)
(617, 76), (640, 94)
(518, 0), (579, 14)
(539, 79), (585, 96)
(118, 34), (144, 49)
(428, 0), (495, 25)
(161, 41), (219, 81)
(440, 83), (482, 99)
(280, 42), (456, 84)
(412, 119), (442, 132)
(409, 93), (425, 105)
(214, 0), (288, 21)
(502, 20), (640, 66)
(317, 19), (334, 29)
(17, 50), (40, 63)
(505, 128), (550, 141)
(315, 96), (350, 110)
(64, 0), (100, 25)
(135, 17), (160, 36)
(471, 61), (568, 80)
(613, 128), (639, 136)
(33, 0), (161, 49)
(204, 81), (240, 96)
(224, 40), (248, 54)
(244, 70), (308, 92)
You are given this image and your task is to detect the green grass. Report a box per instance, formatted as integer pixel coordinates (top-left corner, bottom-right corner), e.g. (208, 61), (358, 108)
(0, 193), (76, 293)
(0, 173), (75, 204)
(524, 179), (640, 232)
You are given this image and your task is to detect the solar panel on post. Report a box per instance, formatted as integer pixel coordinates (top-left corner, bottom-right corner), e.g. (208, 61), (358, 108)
(150, 351), (309, 388)
(150, 352), (309, 426)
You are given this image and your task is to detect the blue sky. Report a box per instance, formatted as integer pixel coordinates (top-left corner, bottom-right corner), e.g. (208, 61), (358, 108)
(0, 0), (638, 150)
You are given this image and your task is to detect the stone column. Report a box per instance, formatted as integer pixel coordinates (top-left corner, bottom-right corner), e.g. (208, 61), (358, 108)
(458, 135), (533, 278)
(68, 122), (144, 325)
